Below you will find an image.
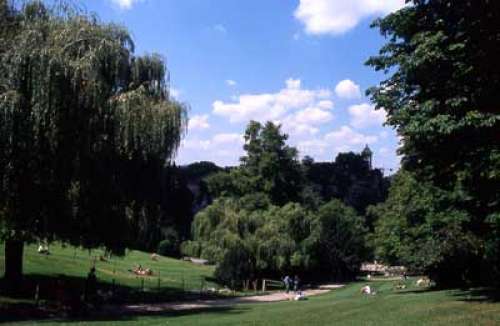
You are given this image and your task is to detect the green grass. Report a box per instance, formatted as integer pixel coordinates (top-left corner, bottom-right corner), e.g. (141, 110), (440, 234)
(4, 280), (500, 326)
(1, 244), (499, 325)
(0, 243), (216, 296)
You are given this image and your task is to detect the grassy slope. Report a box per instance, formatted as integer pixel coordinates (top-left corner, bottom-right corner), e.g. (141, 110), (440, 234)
(5, 281), (500, 326)
(1, 244), (499, 325)
(0, 243), (215, 292)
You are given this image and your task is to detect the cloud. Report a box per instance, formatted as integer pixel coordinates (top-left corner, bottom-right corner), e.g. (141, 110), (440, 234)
(213, 78), (332, 124)
(212, 133), (243, 144)
(348, 103), (386, 129)
(188, 114), (210, 131)
(180, 133), (244, 166)
(170, 87), (181, 99)
(294, 0), (405, 35)
(324, 125), (377, 145)
(226, 80), (237, 87)
(335, 79), (361, 99)
(213, 24), (227, 34)
(297, 125), (377, 158)
(213, 78), (334, 140)
(110, 0), (144, 10)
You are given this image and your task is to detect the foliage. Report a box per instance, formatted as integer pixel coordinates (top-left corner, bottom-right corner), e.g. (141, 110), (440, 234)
(157, 227), (180, 257)
(206, 121), (303, 206)
(0, 0), (187, 282)
(303, 152), (389, 219)
(214, 244), (254, 288)
(367, 0), (500, 286)
(188, 195), (367, 286)
(308, 200), (367, 281)
(370, 172), (482, 286)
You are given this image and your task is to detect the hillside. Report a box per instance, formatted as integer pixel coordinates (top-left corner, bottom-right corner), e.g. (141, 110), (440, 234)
(0, 243), (216, 301)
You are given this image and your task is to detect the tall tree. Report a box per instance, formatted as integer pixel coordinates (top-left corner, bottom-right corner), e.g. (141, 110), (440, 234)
(0, 1), (187, 285)
(367, 0), (500, 284)
(239, 121), (303, 205)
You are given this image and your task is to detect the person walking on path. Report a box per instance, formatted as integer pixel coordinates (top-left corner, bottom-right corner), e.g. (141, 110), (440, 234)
(283, 275), (291, 293)
(293, 275), (300, 293)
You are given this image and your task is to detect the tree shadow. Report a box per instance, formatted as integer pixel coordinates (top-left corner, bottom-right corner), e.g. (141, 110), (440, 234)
(0, 273), (244, 323)
(450, 288), (500, 303)
(1, 305), (245, 324)
(393, 286), (500, 303)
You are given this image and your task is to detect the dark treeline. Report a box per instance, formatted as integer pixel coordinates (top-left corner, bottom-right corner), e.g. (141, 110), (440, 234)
(179, 121), (389, 287)
(146, 141), (388, 266)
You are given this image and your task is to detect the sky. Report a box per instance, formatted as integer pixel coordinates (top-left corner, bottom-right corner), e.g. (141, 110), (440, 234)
(83, 0), (404, 173)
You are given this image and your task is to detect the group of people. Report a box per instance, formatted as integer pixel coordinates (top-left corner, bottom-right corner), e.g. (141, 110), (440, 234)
(283, 275), (300, 294)
(131, 264), (154, 276)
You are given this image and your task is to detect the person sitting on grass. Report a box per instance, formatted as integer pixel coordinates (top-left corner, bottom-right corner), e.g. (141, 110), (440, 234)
(151, 253), (160, 261)
(131, 264), (154, 276)
(360, 285), (376, 295)
(38, 243), (50, 255)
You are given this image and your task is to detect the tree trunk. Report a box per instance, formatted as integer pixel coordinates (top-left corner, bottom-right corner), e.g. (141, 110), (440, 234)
(4, 239), (24, 287)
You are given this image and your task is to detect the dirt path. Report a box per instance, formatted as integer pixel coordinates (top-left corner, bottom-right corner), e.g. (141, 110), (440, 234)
(104, 284), (344, 314)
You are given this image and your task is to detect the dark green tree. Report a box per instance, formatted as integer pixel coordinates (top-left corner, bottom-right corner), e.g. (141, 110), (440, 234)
(367, 0), (500, 285)
(0, 1), (187, 285)
(370, 172), (480, 286)
(308, 200), (367, 281)
(239, 121), (304, 206)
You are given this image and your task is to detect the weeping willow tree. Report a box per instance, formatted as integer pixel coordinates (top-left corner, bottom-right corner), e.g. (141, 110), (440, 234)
(0, 0), (188, 285)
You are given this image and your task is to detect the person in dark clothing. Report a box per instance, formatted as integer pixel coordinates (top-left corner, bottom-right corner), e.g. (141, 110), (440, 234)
(293, 275), (300, 293)
(84, 267), (97, 304)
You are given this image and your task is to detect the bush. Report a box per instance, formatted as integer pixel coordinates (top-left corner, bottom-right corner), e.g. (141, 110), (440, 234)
(180, 240), (202, 258)
(157, 228), (180, 257)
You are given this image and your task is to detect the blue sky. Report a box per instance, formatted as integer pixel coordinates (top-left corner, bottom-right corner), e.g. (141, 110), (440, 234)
(84, 0), (404, 173)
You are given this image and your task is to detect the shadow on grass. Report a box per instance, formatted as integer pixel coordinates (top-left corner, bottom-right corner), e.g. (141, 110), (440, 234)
(0, 273), (243, 324)
(393, 286), (500, 303)
(1, 305), (245, 324)
(450, 288), (500, 303)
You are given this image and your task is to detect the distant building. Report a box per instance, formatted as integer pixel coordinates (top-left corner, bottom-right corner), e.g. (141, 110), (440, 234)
(361, 144), (373, 169)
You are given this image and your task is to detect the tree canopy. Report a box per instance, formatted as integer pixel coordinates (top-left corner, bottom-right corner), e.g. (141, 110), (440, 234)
(367, 0), (500, 286)
(0, 0), (187, 283)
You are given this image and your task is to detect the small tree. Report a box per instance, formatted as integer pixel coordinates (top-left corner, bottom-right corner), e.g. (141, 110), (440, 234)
(309, 200), (367, 281)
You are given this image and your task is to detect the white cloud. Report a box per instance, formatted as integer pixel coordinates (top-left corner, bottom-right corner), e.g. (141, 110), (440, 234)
(213, 78), (334, 140)
(170, 87), (181, 99)
(348, 103), (386, 129)
(325, 125), (377, 145)
(379, 147), (390, 155)
(294, 0), (405, 35)
(379, 130), (389, 139)
(213, 78), (332, 124)
(188, 114), (210, 131)
(297, 125), (377, 159)
(335, 79), (361, 99)
(110, 0), (144, 9)
(179, 133), (244, 166)
(226, 80), (237, 87)
(213, 24), (227, 34)
(212, 133), (243, 144)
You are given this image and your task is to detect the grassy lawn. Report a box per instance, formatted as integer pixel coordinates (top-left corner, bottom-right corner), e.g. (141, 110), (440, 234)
(1, 244), (499, 325)
(0, 242), (217, 305)
(2, 280), (498, 326)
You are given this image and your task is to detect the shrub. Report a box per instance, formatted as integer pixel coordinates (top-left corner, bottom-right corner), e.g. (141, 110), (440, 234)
(157, 228), (180, 257)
